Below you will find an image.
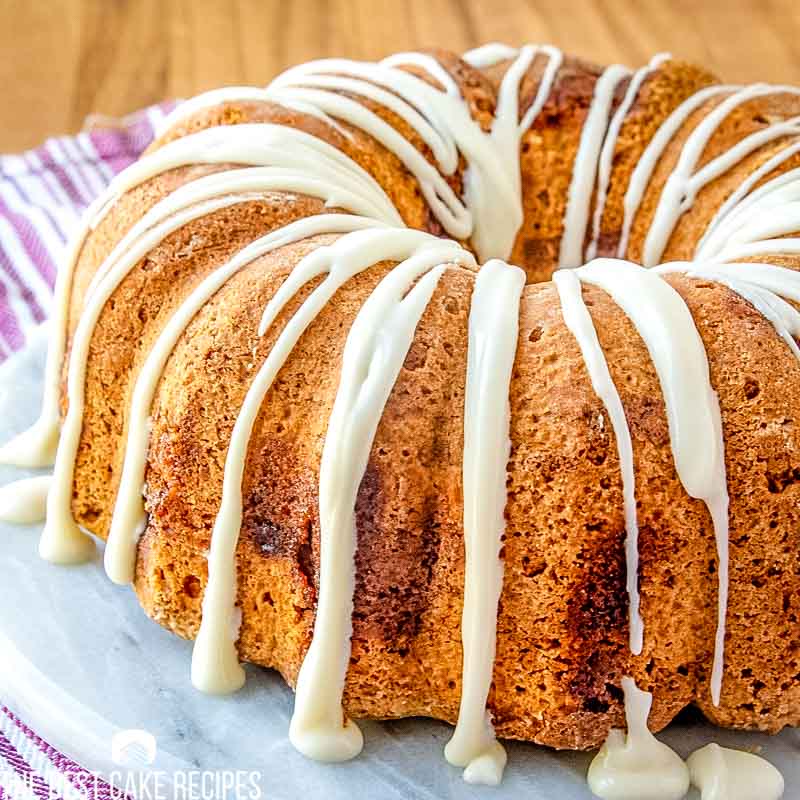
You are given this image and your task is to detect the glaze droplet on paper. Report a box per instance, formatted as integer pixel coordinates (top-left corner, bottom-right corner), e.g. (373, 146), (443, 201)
(0, 475), (52, 524)
(587, 677), (689, 800)
(687, 743), (785, 800)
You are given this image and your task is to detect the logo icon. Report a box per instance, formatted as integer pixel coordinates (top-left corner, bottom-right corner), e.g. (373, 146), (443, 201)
(111, 729), (158, 767)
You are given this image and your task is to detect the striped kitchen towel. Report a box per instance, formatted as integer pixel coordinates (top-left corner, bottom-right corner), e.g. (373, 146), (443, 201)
(0, 705), (127, 800)
(0, 102), (175, 362)
(0, 102), (174, 800)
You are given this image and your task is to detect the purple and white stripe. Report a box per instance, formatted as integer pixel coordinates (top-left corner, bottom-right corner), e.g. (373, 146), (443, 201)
(0, 103), (175, 363)
(0, 706), (129, 800)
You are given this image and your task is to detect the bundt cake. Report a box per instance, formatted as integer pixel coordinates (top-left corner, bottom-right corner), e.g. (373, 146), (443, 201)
(0, 41), (798, 790)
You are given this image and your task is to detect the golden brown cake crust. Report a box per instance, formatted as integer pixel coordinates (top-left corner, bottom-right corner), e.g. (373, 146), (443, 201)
(59, 47), (800, 751)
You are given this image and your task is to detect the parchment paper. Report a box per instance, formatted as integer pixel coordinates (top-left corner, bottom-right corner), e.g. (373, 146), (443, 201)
(0, 326), (797, 798)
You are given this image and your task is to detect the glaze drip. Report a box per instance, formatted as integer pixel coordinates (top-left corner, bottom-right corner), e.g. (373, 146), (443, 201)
(0, 475), (51, 524)
(553, 268), (643, 653)
(444, 259), (525, 785)
(560, 65), (631, 267)
(105, 215), (385, 586)
(576, 259), (730, 705)
(588, 677), (690, 800)
(288, 232), (474, 761)
(687, 743), (785, 800)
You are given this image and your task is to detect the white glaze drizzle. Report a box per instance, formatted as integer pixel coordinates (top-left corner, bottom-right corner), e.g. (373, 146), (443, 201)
(0, 475), (52, 524)
(185, 228), (474, 751)
(587, 677), (690, 800)
(37, 120), (410, 565)
(270, 67), (461, 165)
(469, 44), (562, 267)
(675, 260), (800, 301)
(687, 743), (785, 800)
(616, 85), (734, 259)
(43, 153), (398, 568)
(94, 124), (403, 235)
(492, 45), (563, 192)
(155, 86), (350, 139)
(157, 87), (274, 134)
(642, 85), (800, 266)
(462, 43), (520, 70)
(274, 45), (562, 264)
(655, 261), (800, 363)
(0, 123), (402, 477)
(586, 53), (672, 261)
(268, 60), (498, 249)
(380, 52), (461, 96)
(41, 193), (262, 564)
(86, 163), (400, 301)
(104, 215), (385, 585)
(559, 65), (631, 268)
(458, 42), (561, 272)
(553, 269), (642, 653)
(696, 174), (800, 263)
(706, 278), (800, 360)
(696, 154), (800, 258)
(576, 260), (730, 705)
(444, 259), (525, 786)
(519, 47), (564, 133)
(287, 231), (475, 761)
(266, 48), (564, 262)
(709, 237), (800, 259)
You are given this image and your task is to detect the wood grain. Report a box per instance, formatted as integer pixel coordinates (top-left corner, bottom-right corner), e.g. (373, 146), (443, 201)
(1, 0), (799, 151)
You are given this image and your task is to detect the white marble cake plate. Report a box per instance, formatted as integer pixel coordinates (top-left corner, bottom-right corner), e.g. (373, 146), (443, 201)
(0, 327), (797, 799)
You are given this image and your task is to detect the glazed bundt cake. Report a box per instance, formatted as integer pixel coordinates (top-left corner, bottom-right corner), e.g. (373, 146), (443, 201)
(0, 42), (798, 790)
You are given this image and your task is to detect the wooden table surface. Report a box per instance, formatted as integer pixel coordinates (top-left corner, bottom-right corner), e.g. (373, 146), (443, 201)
(2, 0), (799, 151)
